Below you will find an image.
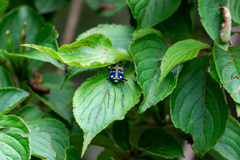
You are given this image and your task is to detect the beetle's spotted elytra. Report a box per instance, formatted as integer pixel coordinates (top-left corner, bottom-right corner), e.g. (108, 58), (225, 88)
(106, 63), (134, 108)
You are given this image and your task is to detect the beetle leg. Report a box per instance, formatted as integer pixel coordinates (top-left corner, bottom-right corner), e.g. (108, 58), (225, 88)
(121, 81), (127, 108)
(124, 65), (134, 71)
(106, 79), (111, 108)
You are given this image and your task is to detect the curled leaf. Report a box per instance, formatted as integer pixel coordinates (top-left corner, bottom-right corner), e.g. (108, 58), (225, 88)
(220, 6), (231, 43)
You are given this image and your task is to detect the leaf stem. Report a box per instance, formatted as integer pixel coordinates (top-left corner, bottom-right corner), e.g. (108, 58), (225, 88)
(6, 30), (13, 53)
(19, 22), (27, 54)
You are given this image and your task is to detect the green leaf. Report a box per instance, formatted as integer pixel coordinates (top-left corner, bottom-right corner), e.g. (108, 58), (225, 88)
(237, 103), (240, 117)
(0, 0), (9, 17)
(30, 118), (69, 160)
(15, 105), (44, 123)
(62, 65), (99, 88)
(0, 87), (29, 115)
(1, 49), (65, 70)
(0, 66), (14, 87)
(208, 149), (227, 160)
(29, 72), (73, 124)
(229, 0), (240, 24)
(58, 34), (133, 68)
(24, 34), (133, 68)
(73, 69), (141, 157)
(34, 0), (68, 14)
(77, 24), (135, 51)
(130, 28), (182, 113)
(112, 119), (130, 150)
(213, 45), (240, 103)
(70, 131), (116, 154)
(97, 149), (119, 160)
(156, 0), (195, 43)
(91, 131), (116, 149)
(0, 132), (30, 160)
(0, 115), (30, 133)
(21, 44), (63, 61)
(83, 0), (127, 17)
(127, 0), (181, 29)
(65, 147), (80, 160)
(209, 57), (220, 83)
(213, 116), (240, 160)
(25, 125), (57, 160)
(137, 128), (184, 158)
(35, 24), (58, 49)
(24, 23), (65, 70)
(0, 6), (44, 53)
(198, 0), (230, 50)
(170, 55), (229, 157)
(158, 39), (211, 89)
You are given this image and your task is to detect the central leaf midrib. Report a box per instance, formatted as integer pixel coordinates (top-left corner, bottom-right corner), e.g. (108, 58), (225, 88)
(199, 57), (210, 154)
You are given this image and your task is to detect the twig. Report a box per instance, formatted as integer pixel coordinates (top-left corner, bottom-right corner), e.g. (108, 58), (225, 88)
(60, 0), (83, 45)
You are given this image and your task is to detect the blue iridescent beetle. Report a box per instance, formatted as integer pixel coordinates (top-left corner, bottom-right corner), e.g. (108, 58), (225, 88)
(107, 64), (127, 82)
(106, 63), (133, 107)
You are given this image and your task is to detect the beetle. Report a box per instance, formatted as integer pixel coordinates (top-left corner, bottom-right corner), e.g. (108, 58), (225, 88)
(106, 63), (133, 107)
(106, 63), (127, 83)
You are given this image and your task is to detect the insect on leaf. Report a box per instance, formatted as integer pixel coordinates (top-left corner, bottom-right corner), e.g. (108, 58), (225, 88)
(73, 69), (141, 157)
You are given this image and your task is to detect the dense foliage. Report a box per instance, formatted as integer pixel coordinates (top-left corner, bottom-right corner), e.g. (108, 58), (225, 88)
(0, 0), (240, 159)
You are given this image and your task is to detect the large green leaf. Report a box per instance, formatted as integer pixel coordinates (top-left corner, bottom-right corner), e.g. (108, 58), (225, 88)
(59, 34), (133, 67)
(0, 0), (9, 17)
(127, 0), (181, 29)
(0, 6), (44, 53)
(112, 119), (130, 150)
(229, 0), (240, 24)
(23, 34), (133, 68)
(156, 0), (195, 43)
(83, 0), (127, 17)
(29, 72), (73, 124)
(137, 128), (184, 158)
(30, 118), (69, 160)
(0, 115), (30, 133)
(65, 147), (80, 160)
(170, 55), (229, 157)
(0, 66), (14, 87)
(25, 125), (56, 160)
(213, 45), (240, 103)
(213, 116), (240, 160)
(34, 0), (68, 14)
(198, 0), (230, 50)
(73, 69), (141, 157)
(0, 87), (29, 115)
(77, 24), (135, 51)
(130, 28), (182, 113)
(62, 65), (99, 88)
(158, 39), (211, 89)
(0, 132), (30, 160)
(15, 105), (44, 123)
